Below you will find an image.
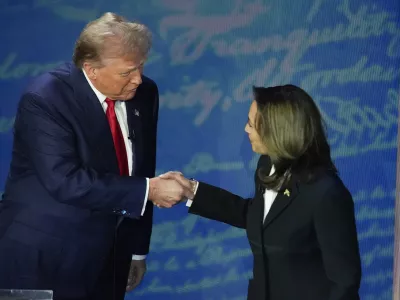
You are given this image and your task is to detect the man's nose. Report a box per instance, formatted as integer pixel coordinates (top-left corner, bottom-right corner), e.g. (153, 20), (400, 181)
(130, 73), (142, 85)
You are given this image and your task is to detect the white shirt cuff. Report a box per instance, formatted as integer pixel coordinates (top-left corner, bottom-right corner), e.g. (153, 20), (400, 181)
(132, 255), (146, 260)
(140, 178), (149, 216)
(186, 181), (199, 207)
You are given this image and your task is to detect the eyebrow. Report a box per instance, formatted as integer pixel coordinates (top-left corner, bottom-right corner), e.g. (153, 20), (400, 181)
(120, 62), (145, 73)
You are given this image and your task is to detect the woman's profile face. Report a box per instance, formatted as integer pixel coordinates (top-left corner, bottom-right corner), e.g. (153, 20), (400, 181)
(245, 101), (268, 155)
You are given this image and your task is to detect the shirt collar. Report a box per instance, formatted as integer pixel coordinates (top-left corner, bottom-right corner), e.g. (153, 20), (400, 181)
(82, 69), (107, 104)
(270, 165), (275, 176)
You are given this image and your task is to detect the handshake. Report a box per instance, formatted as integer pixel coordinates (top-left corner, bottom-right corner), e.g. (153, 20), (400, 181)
(148, 171), (197, 208)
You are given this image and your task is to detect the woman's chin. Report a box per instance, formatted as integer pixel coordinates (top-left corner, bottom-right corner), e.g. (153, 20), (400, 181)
(252, 145), (267, 155)
(251, 144), (259, 154)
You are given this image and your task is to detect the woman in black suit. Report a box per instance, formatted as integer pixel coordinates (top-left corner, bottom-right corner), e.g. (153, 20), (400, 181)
(163, 84), (362, 300)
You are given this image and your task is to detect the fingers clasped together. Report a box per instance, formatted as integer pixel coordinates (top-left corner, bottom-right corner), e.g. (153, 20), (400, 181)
(148, 171), (196, 208)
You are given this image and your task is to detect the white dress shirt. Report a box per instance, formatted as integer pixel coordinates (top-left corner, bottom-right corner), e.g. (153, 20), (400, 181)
(187, 165), (278, 221)
(83, 71), (148, 260)
(262, 165), (278, 221)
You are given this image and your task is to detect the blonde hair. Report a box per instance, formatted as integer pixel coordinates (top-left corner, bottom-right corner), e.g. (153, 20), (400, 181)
(254, 85), (336, 191)
(73, 12), (152, 68)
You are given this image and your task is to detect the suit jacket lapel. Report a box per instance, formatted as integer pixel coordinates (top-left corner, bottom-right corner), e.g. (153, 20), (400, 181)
(254, 155), (271, 228)
(263, 175), (299, 229)
(70, 65), (119, 173)
(125, 94), (143, 175)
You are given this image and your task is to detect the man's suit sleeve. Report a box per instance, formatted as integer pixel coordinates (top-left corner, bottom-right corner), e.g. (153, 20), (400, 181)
(15, 92), (146, 218)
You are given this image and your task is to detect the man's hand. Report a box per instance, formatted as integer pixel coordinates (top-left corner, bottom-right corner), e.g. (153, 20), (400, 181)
(126, 259), (146, 292)
(159, 171), (196, 194)
(148, 175), (194, 208)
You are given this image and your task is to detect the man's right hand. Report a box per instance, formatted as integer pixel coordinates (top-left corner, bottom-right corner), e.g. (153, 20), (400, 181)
(148, 176), (194, 208)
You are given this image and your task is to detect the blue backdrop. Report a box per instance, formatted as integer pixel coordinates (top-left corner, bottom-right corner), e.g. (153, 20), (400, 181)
(0, 0), (399, 299)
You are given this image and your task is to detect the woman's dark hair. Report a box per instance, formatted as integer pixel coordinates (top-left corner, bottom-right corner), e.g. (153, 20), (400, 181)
(254, 84), (337, 191)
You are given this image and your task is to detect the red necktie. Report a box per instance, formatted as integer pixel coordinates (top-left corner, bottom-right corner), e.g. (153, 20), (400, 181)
(105, 98), (129, 176)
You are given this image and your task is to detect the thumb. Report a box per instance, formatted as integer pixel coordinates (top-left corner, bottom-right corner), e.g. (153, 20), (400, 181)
(159, 173), (171, 179)
(159, 171), (183, 179)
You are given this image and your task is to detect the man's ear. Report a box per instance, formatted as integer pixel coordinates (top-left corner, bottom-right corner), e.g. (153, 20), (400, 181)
(82, 62), (97, 80)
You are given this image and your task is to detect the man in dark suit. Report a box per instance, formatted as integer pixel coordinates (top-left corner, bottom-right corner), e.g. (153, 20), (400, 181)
(0, 12), (193, 300)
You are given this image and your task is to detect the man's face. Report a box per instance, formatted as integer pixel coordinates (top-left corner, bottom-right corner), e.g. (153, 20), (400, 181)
(84, 55), (145, 100)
